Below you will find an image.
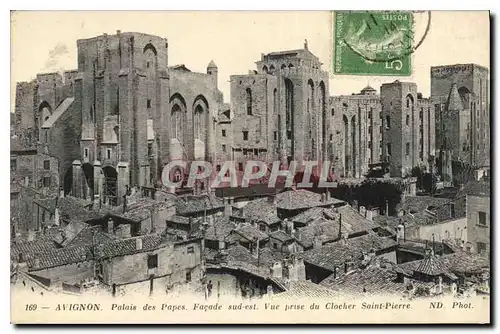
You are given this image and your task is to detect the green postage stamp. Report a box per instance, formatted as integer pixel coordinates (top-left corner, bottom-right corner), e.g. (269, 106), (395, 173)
(334, 11), (414, 76)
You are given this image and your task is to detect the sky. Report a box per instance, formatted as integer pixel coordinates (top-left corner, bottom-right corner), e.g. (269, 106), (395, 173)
(11, 11), (489, 108)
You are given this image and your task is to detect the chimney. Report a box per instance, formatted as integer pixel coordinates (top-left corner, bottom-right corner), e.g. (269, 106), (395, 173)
(135, 238), (143, 251)
(385, 200), (389, 216)
(285, 259), (299, 282)
(218, 240), (226, 250)
(313, 235), (322, 249)
(366, 210), (373, 221)
(150, 208), (156, 233)
(396, 224), (405, 243)
(321, 193), (326, 203)
(34, 257), (40, 268)
(107, 218), (114, 234)
(338, 213), (343, 240)
(253, 237), (260, 260)
(54, 208), (60, 227)
(224, 198), (233, 217)
(270, 262), (283, 279)
(267, 195), (277, 204)
(296, 257), (306, 281)
(286, 219), (294, 235)
(27, 229), (35, 242)
(59, 190), (64, 198)
(123, 196), (127, 213)
(117, 30), (121, 34)
(341, 232), (348, 245)
(325, 190), (331, 201)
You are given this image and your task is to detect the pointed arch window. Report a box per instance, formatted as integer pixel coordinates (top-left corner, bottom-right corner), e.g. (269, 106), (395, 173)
(246, 88), (252, 115)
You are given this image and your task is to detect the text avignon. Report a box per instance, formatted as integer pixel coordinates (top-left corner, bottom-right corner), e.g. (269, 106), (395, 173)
(55, 303), (101, 311)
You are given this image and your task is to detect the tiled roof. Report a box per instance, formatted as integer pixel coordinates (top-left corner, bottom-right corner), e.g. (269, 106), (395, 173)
(167, 215), (191, 225)
(397, 195), (451, 214)
(398, 239), (449, 255)
(241, 197), (280, 225)
(95, 234), (165, 260)
(34, 196), (107, 224)
(113, 197), (175, 222)
(26, 244), (91, 270)
(176, 194), (224, 215)
(295, 205), (379, 248)
(399, 251), (489, 276)
(276, 189), (343, 211)
(302, 233), (397, 272)
(320, 266), (407, 296)
(269, 230), (294, 243)
(465, 181), (490, 198)
(292, 207), (337, 225)
(24, 234), (168, 271)
(63, 226), (117, 248)
(232, 224), (269, 242)
(414, 255), (452, 277)
(11, 237), (59, 262)
(205, 216), (237, 241)
(223, 245), (286, 278)
(274, 280), (338, 300)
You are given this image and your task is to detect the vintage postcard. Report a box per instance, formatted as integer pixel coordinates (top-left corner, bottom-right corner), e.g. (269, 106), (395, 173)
(10, 10), (490, 324)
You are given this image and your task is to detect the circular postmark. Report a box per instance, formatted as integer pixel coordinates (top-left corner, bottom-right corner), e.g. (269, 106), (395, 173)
(342, 10), (431, 63)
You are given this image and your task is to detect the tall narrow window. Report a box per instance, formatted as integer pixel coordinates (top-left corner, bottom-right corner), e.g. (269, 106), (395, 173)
(43, 160), (50, 170)
(147, 254), (158, 269)
(387, 143), (392, 156)
(406, 143), (410, 156)
(385, 115), (391, 129)
(406, 115), (410, 126)
(147, 99), (151, 109)
(243, 131), (249, 141)
(246, 88), (252, 115)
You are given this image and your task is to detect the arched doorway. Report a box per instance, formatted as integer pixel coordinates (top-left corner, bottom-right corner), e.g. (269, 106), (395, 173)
(82, 163), (94, 200)
(63, 166), (73, 196)
(103, 166), (118, 206)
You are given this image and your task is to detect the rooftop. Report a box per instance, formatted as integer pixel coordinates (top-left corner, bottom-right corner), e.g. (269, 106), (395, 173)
(273, 280), (338, 300)
(21, 234), (171, 271)
(276, 189), (343, 211)
(269, 230), (294, 243)
(295, 205), (379, 248)
(240, 197), (280, 225)
(320, 265), (407, 296)
(302, 232), (397, 272)
(176, 194), (224, 215)
(204, 217), (237, 241)
(231, 224), (269, 243)
(399, 251), (490, 276)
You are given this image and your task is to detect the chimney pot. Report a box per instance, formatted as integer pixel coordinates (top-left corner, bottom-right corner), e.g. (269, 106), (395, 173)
(117, 30), (121, 34)
(135, 238), (143, 250)
(107, 218), (114, 234)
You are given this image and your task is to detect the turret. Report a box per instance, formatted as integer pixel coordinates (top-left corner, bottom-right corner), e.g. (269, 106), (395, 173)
(207, 60), (218, 88)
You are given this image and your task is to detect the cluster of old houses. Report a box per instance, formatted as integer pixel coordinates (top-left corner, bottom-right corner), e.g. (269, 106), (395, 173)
(11, 176), (490, 299)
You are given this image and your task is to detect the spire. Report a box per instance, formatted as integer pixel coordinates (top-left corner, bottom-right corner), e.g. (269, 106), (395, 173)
(207, 60), (217, 69)
(304, 39), (308, 50)
(446, 83), (463, 111)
